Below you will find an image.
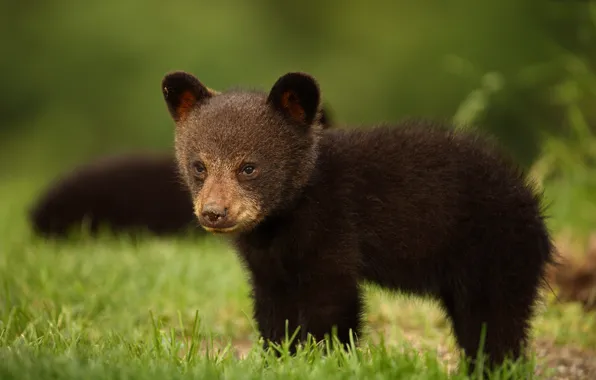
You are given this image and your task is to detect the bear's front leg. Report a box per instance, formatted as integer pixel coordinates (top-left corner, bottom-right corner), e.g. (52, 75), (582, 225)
(251, 283), (302, 354)
(252, 274), (364, 354)
(300, 275), (364, 350)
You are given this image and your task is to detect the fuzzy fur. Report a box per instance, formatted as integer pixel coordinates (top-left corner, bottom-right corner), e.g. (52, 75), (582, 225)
(29, 152), (197, 237)
(162, 70), (555, 373)
(29, 109), (333, 239)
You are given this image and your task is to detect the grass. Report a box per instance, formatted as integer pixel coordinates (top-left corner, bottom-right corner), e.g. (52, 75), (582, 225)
(0, 178), (595, 379)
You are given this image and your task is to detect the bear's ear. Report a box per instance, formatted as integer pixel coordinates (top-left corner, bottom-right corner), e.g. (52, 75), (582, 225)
(161, 71), (218, 122)
(317, 106), (333, 129)
(267, 72), (320, 126)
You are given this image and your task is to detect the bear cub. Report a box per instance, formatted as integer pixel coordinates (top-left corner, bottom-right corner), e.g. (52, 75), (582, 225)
(161, 70), (554, 371)
(29, 153), (197, 238)
(29, 111), (332, 239)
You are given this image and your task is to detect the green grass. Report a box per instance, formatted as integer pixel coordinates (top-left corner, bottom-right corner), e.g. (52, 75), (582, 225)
(0, 178), (595, 379)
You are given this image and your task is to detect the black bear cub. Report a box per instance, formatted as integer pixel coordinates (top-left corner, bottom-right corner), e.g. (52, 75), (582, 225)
(29, 111), (332, 239)
(161, 70), (554, 372)
(29, 153), (197, 238)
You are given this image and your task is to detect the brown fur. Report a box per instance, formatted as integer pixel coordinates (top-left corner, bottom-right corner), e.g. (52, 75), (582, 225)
(162, 70), (555, 374)
(281, 91), (306, 122)
(178, 91), (200, 121)
(29, 152), (197, 238)
(29, 110), (333, 239)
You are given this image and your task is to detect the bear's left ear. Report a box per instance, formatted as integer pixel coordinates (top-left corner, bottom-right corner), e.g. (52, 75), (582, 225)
(267, 72), (320, 126)
(161, 71), (219, 122)
(317, 106), (333, 129)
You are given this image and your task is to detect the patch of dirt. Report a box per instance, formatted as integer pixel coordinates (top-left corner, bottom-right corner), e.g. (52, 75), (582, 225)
(532, 339), (596, 380)
(548, 232), (596, 311)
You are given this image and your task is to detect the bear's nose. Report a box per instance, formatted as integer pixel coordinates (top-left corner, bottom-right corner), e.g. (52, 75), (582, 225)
(201, 203), (228, 225)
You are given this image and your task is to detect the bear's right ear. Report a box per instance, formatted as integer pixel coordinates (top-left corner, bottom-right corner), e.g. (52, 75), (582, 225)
(161, 71), (217, 122)
(267, 72), (320, 126)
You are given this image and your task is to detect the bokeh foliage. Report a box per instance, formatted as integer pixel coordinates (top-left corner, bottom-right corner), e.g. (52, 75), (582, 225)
(0, 0), (595, 231)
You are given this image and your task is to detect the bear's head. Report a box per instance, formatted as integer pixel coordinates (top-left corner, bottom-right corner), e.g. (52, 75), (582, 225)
(161, 71), (325, 234)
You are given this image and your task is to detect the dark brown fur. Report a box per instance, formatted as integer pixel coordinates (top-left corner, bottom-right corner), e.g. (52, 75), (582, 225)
(29, 152), (197, 238)
(29, 109), (333, 239)
(162, 70), (555, 373)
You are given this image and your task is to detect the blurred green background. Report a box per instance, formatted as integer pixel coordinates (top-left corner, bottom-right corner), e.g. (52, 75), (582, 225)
(0, 0), (595, 236)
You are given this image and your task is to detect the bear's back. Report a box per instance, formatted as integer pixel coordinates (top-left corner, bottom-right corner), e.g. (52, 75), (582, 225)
(287, 122), (543, 290)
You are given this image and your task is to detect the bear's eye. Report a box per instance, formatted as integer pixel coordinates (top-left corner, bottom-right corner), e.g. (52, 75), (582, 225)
(192, 161), (206, 177)
(240, 164), (256, 176)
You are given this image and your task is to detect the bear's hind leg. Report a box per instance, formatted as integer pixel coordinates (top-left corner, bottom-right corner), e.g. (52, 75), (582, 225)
(441, 266), (541, 375)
